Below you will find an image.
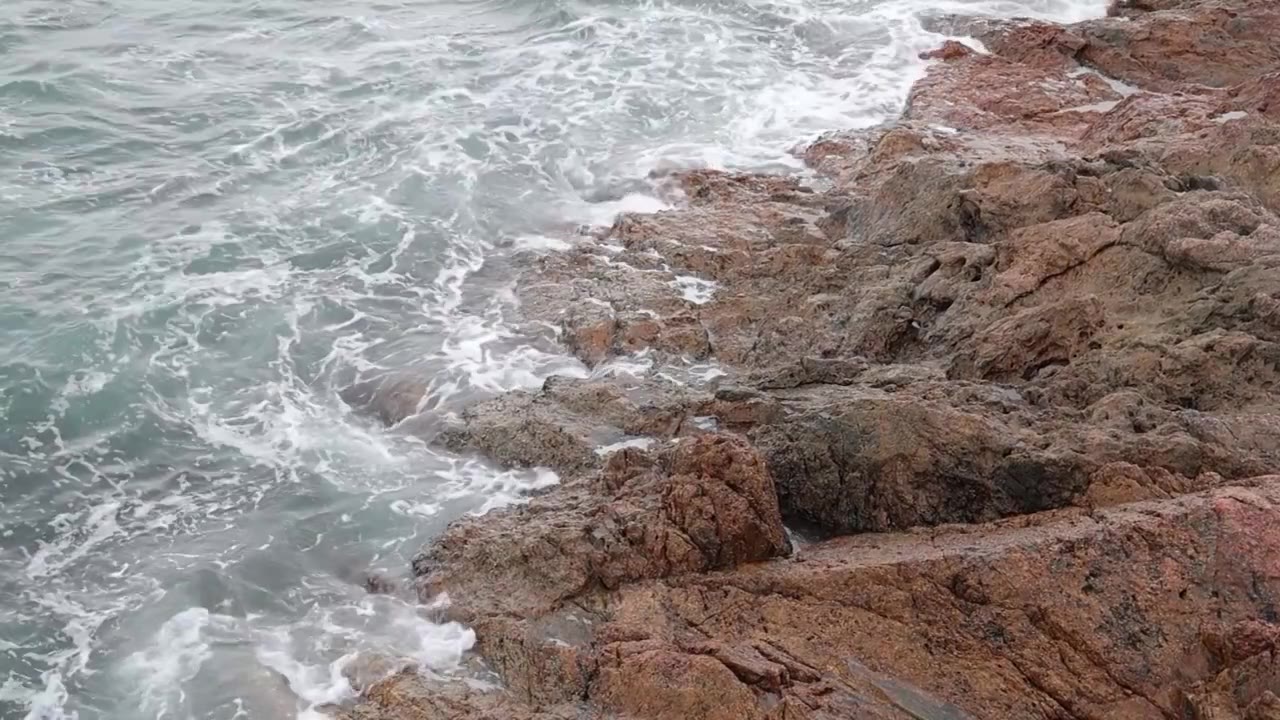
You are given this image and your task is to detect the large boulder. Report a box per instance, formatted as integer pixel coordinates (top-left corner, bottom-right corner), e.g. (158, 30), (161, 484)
(415, 433), (791, 619)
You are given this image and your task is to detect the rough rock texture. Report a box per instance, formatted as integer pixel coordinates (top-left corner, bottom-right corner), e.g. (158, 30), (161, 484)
(1082, 0), (1280, 90)
(340, 481), (1280, 720)
(331, 0), (1280, 718)
(435, 375), (706, 476)
(417, 433), (791, 622)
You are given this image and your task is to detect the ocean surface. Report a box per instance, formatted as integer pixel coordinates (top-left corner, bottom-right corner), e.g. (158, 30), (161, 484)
(0, 0), (1105, 717)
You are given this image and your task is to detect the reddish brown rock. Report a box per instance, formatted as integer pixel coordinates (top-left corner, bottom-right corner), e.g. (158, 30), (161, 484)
(591, 646), (763, 720)
(334, 1), (1280, 718)
(977, 19), (1087, 69)
(407, 433), (791, 705)
(337, 480), (1280, 720)
(422, 0), (1280, 538)
(950, 295), (1108, 382)
(918, 40), (974, 61)
(905, 47), (1121, 139)
(750, 391), (1090, 534)
(1226, 71), (1280, 120)
(436, 375), (702, 475)
(331, 664), (571, 720)
(1078, 0), (1280, 90)
(416, 433), (791, 620)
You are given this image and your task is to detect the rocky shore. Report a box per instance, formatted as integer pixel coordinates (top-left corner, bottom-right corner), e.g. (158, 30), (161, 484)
(333, 0), (1280, 717)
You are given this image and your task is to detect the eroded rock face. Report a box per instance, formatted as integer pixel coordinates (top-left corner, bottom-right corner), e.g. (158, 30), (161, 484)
(1079, 0), (1280, 90)
(435, 375), (708, 476)
(328, 0), (1280, 718)
(415, 434), (790, 620)
(750, 392), (1090, 534)
(337, 480), (1280, 720)
(404, 433), (791, 706)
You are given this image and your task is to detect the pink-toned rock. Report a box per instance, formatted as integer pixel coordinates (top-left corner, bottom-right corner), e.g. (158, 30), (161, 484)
(919, 40), (974, 61)
(416, 433), (790, 620)
(337, 480), (1280, 720)
(1078, 0), (1280, 90)
(977, 19), (1087, 69)
(335, 2), (1280, 719)
(950, 295), (1108, 382)
(905, 50), (1122, 138)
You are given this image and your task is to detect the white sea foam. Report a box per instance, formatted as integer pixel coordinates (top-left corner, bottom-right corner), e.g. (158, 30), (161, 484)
(254, 597), (476, 716)
(25, 501), (124, 580)
(512, 234), (574, 252)
(437, 462), (562, 515)
(1068, 65), (1142, 97)
(20, 671), (71, 720)
(568, 193), (672, 227)
(595, 437), (656, 456)
(124, 608), (220, 718)
(0, 0), (1113, 717)
(254, 646), (357, 712)
(671, 275), (719, 305)
(692, 416), (720, 431)
(592, 351), (656, 378)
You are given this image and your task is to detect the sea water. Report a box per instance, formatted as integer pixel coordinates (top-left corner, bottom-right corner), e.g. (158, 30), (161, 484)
(0, 0), (1106, 716)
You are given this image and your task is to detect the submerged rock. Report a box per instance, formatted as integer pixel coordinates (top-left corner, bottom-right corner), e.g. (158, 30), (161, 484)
(339, 373), (430, 426)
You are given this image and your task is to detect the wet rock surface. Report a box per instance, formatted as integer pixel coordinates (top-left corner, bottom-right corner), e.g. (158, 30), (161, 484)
(331, 0), (1280, 717)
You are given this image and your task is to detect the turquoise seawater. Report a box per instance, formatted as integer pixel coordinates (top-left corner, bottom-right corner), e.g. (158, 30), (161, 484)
(0, 0), (1105, 717)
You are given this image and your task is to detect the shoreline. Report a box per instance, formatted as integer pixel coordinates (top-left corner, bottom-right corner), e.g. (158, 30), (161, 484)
(334, 0), (1280, 717)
